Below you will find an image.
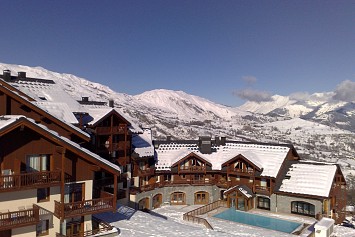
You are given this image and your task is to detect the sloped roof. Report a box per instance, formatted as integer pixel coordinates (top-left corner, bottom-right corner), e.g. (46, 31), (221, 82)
(132, 129), (154, 157)
(0, 115), (120, 175)
(155, 142), (290, 178)
(170, 151), (212, 167)
(278, 161), (337, 197)
(0, 81), (90, 140)
(34, 102), (79, 124)
(80, 107), (143, 134)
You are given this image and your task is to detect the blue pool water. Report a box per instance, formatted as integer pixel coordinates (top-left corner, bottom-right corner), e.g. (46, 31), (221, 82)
(214, 208), (302, 233)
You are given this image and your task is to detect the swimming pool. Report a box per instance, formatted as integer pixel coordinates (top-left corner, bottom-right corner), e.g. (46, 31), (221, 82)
(214, 208), (302, 233)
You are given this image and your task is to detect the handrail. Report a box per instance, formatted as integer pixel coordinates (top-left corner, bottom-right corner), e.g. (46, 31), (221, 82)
(54, 195), (114, 218)
(0, 204), (40, 231)
(183, 200), (228, 230)
(0, 170), (61, 191)
(56, 216), (116, 237)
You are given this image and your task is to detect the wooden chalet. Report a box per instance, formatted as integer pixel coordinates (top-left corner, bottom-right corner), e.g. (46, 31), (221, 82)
(82, 108), (132, 168)
(0, 115), (119, 236)
(130, 137), (347, 224)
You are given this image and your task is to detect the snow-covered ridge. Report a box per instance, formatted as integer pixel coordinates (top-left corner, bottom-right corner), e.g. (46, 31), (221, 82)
(1, 62), (354, 176)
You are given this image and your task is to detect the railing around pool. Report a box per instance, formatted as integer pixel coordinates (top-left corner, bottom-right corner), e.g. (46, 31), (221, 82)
(182, 200), (228, 230)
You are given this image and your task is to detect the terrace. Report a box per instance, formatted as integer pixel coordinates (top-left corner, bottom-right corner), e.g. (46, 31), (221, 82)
(0, 170), (61, 192)
(0, 204), (40, 231)
(54, 191), (115, 219)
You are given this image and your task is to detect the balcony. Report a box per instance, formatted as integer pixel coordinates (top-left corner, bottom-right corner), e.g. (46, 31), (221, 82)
(254, 185), (271, 195)
(96, 125), (127, 135)
(0, 205), (39, 231)
(227, 167), (254, 176)
(54, 193), (115, 219)
(56, 216), (116, 237)
(216, 181), (229, 188)
(179, 166), (206, 174)
(137, 167), (155, 177)
(0, 170), (61, 192)
(112, 142), (130, 151)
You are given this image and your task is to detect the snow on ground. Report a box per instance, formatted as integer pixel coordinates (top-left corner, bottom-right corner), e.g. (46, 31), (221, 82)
(95, 204), (355, 237)
(264, 118), (350, 135)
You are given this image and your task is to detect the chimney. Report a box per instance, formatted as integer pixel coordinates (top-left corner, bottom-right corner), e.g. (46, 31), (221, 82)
(3, 70), (11, 80)
(109, 99), (114, 108)
(82, 97), (89, 102)
(215, 136), (220, 146)
(199, 136), (212, 154)
(166, 136), (171, 142)
(17, 71), (26, 79)
(221, 137), (226, 146)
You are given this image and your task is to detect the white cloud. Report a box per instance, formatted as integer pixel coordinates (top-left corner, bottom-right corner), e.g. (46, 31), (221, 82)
(289, 92), (311, 102)
(241, 76), (257, 85)
(233, 89), (273, 102)
(332, 80), (355, 102)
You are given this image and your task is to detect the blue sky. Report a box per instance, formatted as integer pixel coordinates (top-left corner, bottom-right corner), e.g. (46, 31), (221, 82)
(0, 1), (354, 106)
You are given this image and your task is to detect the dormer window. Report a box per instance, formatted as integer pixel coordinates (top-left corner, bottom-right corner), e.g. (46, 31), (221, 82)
(39, 96), (47, 101)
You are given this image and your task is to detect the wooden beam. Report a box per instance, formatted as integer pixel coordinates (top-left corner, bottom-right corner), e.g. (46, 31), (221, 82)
(113, 174), (118, 213)
(60, 148), (66, 222)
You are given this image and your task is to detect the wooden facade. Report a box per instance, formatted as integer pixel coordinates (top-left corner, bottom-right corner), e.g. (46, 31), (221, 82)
(86, 110), (132, 167)
(0, 102), (119, 235)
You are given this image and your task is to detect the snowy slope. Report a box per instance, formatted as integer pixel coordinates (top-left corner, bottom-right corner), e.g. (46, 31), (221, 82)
(134, 89), (247, 120)
(1, 62), (355, 173)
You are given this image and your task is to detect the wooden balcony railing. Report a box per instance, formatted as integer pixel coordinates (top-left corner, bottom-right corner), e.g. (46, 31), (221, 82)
(227, 167), (254, 175)
(137, 167), (155, 177)
(54, 195), (115, 219)
(254, 185), (271, 195)
(96, 125), (127, 135)
(0, 170), (61, 192)
(56, 216), (116, 237)
(0, 204), (39, 231)
(179, 166), (206, 173)
(112, 142), (130, 150)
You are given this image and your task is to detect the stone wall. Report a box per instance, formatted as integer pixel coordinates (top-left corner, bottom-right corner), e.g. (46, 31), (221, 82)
(132, 185), (224, 209)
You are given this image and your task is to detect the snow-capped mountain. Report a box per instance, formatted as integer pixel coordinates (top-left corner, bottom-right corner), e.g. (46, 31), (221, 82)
(1, 62), (355, 176)
(238, 93), (355, 132)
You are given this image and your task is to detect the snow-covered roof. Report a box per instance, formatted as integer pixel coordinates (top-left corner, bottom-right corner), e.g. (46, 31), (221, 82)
(315, 218), (334, 230)
(34, 101), (79, 124)
(155, 142), (290, 178)
(132, 129), (154, 157)
(81, 107), (143, 133)
(10, 79), (81, 110)
(0, 115), (120, 173)
(1, 80), (90, 139)
(278, 161), (337, 197)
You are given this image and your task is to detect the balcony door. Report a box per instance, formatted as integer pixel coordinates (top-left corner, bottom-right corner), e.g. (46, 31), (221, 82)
(65, 183), (84, 204)
(66, 217), (83, 237)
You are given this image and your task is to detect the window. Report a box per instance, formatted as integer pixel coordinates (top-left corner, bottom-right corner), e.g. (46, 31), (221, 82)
(291, 201), (315, 217)
(260, 179), (267, 187)
(26, 154), (50, 172)
(36, 219), (49, 236)
(164, 174), (171, 181)
(139, 161), (146, 170)
(171, 192), (185, 204)
(195, 191), (209, 205)
(257, 197), (270, 210)
(37, 188), (50, 202)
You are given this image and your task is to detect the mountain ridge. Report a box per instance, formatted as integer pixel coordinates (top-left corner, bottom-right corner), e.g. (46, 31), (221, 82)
(1, 62), (354, 177)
